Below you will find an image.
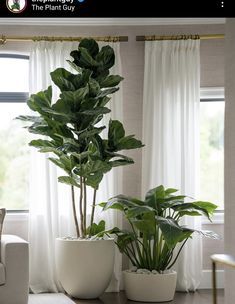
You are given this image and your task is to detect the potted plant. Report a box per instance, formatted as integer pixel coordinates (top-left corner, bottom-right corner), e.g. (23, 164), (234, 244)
(17, 38), (143, 299)
(101, 185), (218, 302)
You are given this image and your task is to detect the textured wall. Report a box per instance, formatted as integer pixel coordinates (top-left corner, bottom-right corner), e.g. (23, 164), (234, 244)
(0, 22), (225, 272)
(224, 18), (235, 303)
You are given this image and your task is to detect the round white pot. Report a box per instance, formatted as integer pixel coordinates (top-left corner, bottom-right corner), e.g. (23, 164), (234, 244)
(124, 270), (177, 302)
(55, 238), (114, 299)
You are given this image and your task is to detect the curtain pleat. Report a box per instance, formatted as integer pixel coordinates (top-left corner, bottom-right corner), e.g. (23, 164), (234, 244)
(142, 39), (201, 291)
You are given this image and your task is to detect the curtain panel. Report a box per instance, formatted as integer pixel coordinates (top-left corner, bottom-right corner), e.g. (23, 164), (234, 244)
(142, 39), (201, 291)
(28, 41), (123, 293)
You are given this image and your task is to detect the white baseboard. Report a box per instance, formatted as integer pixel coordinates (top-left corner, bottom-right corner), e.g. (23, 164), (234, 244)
(198, 270), (224, 289)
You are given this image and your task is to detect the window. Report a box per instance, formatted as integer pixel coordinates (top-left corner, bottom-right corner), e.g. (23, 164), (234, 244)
(200, 88), (224, 211)
(0, 54), (30, 211)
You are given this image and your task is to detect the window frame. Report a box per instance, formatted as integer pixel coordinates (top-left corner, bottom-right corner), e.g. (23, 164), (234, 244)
(0, 53), (29, 213)
(200, 87), (224, 225)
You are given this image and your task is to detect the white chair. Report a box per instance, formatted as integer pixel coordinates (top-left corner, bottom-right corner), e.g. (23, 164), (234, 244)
(0, 234), (29, 304)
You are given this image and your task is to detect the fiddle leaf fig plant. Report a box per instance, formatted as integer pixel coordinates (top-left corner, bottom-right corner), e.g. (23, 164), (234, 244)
(101, 185), (218, 272)
(17, 38), (143, 239)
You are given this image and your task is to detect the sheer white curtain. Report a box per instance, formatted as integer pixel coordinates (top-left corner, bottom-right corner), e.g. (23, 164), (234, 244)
(29, 41), (123, 293)
(142, 39), (201, 291)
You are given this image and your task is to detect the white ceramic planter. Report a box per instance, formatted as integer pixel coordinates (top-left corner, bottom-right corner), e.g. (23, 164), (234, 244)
(55, 238), (114, 299)
(124, 270), (177, 302)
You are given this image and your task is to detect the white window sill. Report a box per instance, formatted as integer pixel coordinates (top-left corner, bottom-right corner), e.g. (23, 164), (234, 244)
(5, 212), (29, 222)
(202, 212), (224, 225)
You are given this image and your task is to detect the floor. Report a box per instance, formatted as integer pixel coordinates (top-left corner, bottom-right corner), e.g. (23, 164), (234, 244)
(72, 290), (224, 304)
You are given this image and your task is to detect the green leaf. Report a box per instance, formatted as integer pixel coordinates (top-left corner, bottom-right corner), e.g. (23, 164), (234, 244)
(60, 86), (89, 109)
(16, 115), (42, 123)
(29, 139), (54, 148)
(79, 38), (99, 57)
(99, 75), (124, 88)
(108, 120), (125, 146)
(81, 107), (111, 116)
(98, 87), (119, 98)
(193, 201), (218, 215)
(66, 60), (83, 73)
(27, 86), (52, 114)
(156, 217), (194, 249)
(126, 206), (155, 218)
(89, 78), (100, 97)
(77, 47), (99, 68)
(96, 45), (115, 70)
(109, 159), (134, 167)
(145, 186), (164, 210)
(117, 136), (144, 150)
(86, 172), (103, 189)
(87, 220), (106, 237)
(50, 68), (75, 91)
(58, 176), (80, 188)
(165, 188), (179, 195)
(132, 212), (156, 236)
(102, 195), (139, 211)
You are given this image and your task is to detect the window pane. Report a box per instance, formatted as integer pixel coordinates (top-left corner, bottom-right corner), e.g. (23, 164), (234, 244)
(0, 57), (29, 92)
(200, 101), (224, 210)
(0, 103), (30, 210)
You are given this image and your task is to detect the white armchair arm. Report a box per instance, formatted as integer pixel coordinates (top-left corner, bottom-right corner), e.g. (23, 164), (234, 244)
(0, 235), (29, 304)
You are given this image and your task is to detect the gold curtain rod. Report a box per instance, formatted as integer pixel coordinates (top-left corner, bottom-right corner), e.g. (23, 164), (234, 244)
(136, 34), (224, 41)
(0, 35), (128, 45)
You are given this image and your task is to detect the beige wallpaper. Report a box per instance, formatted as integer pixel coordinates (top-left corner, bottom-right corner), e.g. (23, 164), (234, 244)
(1, 22), (225, 271)
(224, 18), (235, 302)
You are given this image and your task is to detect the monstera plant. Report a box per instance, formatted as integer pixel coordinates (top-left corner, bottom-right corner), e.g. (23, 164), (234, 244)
(101, 185), (218, 302)
(18, 38), (143, 238)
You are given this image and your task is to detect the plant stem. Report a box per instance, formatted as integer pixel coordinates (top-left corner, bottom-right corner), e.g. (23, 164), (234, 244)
(167, 238), (188, 269)
(90, 189), (97, 233)
(83, 179), (87, 234)
(79, 177), (84, 237)
(128, 219), (144, 266)
(71, 185), (80, 238)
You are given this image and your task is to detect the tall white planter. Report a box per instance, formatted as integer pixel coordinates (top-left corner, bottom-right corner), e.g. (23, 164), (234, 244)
(55, 238), (114, 299)
(124, 270), (177, 302)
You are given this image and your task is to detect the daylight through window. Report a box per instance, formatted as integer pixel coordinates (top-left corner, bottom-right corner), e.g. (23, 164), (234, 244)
(0, 54), (30, 211)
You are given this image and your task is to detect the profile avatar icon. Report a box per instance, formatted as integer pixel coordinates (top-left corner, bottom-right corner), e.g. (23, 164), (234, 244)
(6, 0), (27, 13)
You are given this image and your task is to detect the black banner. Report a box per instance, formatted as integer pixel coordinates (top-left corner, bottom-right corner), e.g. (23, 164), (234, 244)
(0, 0), (231, 17)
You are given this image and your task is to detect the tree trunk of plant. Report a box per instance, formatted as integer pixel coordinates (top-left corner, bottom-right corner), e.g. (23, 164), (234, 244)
(90, 189), (97, 233)
(83, 180), (87, 235)
(79, 177), (84, 238)
(71, 185), (80, 238)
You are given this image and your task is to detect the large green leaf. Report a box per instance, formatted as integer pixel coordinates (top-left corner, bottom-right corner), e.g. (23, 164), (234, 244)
(76, 47), (99, 68)
(86, 172), (103, 189)
(96, 45), (115, 70)
(29, 139), (54, 148)
(108, 120), (125, 146)
(79, 38), (99, 57)
(50, 68), (75, 91)
(99, 75), (124, 88)
(156, 217), (194, 249)
(58, 176), (80, 188)
(102, 195), (140, 211)
(132, 212), (156, 236)
(117, 135), (143, 150)
(126, 206), (155, 219)
(89, 78), (100, 97)
(27, 86), (52, 114)
(145, 186), (165, 211)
